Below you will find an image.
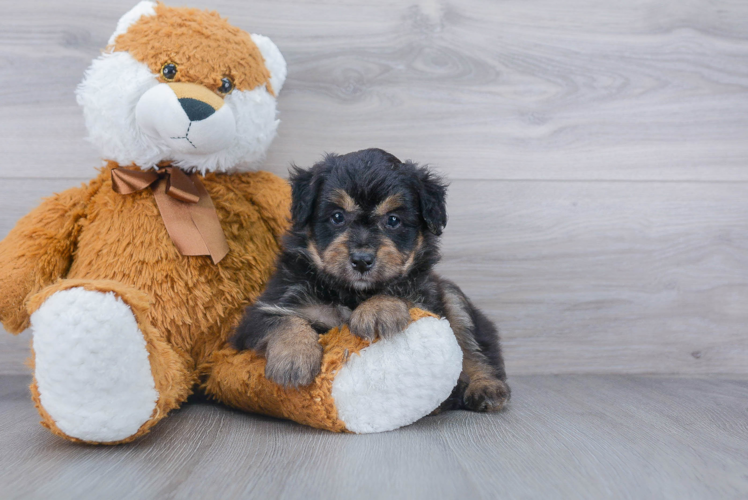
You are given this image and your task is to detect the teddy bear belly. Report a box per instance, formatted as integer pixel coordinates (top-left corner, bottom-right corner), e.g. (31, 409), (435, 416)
(64, 192), (279, 365)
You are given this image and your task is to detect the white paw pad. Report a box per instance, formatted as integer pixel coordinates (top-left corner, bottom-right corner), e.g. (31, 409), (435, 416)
(31, 288), (158, 442)
(331, 316), (462, 433)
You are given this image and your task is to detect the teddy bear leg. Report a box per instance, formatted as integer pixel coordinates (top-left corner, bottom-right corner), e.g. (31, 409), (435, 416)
(204, 310), (463, 433)
(26, 280), (194, 444)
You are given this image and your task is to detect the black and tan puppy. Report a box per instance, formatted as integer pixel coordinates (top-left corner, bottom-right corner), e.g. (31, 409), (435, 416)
(231, 148), (510, 412)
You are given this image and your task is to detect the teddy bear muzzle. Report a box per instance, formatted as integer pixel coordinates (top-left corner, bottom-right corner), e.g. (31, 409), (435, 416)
(135, 82), (237, 155)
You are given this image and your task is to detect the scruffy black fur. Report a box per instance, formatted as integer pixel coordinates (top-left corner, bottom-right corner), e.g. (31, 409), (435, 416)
(231, 148), (510, 412)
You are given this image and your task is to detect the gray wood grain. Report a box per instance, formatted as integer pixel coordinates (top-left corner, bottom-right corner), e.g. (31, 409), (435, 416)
(2, 0), (748, 375)
(0, 0), (747, 180)
(3, 178), (747, 375)
(438, 179), (748, 375)
(1, 374), (747, 500)
(0, 331), (29, 376)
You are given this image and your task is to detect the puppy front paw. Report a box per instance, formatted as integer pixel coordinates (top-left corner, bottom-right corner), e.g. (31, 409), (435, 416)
(463, 379), (511, 412)
(264, 320), (323, 388)
(349, 295), (410, 341)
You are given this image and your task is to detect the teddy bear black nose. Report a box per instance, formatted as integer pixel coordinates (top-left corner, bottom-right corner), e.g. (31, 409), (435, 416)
(350, 252), (375, 272)
(178, 98), (216, 122)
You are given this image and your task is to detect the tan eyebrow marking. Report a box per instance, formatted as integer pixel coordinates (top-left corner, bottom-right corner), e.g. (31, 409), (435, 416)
(374, 194), (404, 216)
(328, 189), (360, 212)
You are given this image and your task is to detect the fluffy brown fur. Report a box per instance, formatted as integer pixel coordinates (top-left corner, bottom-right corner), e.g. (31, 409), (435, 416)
(113, 3), (274, 95)
(205, 308), (439, 433)
(0, 163), (290, 443)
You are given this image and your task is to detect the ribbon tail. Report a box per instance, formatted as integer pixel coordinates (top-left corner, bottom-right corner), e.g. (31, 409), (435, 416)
(188, 175), (230, 264)
(152, 179), (211, 257)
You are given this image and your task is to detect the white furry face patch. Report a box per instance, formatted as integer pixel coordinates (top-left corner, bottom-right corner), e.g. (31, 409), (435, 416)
(136, 83), (237, 155)
(76, 2), (287, 174)
(76, 51), (281, 174)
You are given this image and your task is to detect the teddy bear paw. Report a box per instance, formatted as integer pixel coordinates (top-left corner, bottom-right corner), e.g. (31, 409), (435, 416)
(30, 288), (159, 443)
(331, 315), (463, 433)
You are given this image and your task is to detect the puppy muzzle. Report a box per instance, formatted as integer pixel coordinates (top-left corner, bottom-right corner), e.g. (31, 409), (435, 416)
(135, 82), (236, 155)
(350, 251), (375, 273)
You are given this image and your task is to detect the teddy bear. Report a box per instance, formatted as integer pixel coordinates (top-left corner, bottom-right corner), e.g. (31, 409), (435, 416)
(0, 1), (462, 443)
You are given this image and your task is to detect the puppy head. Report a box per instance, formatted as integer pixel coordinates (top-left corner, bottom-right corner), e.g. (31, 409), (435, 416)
(76, 1), (286, 174)
(289, 148), (447, 290)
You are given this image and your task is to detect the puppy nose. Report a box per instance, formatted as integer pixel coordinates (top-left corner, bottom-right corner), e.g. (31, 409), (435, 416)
(350, 252), (375, 272)
(178, 98), (216, 122)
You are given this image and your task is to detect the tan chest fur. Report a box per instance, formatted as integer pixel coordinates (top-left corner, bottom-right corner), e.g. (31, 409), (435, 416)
(67, 165), (291, 368)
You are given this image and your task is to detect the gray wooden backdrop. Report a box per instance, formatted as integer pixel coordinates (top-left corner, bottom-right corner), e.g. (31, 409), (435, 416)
(1, 0), (747, 376)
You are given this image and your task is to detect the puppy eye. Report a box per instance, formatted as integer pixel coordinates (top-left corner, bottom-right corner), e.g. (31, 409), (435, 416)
(161, 63), (177, 81)
(330, 212), (346, 226)
(218, 77), (234, 94)
(386, 215), (401, 229)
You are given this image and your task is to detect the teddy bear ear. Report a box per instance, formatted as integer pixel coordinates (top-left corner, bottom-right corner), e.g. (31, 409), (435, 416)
(251, 34), (288, 95)
(107, 1), (157, 46)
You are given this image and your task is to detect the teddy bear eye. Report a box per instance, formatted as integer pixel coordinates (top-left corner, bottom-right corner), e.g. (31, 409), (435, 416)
(161, 63), (177, 81)
(218, 77), (234, 94)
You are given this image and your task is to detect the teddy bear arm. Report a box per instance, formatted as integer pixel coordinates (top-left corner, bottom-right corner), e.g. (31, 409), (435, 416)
(0, 186), (89, 333)
(234, 171), (292, 245)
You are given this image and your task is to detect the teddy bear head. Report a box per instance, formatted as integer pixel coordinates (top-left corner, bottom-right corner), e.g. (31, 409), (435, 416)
(77, 1), (287, 174)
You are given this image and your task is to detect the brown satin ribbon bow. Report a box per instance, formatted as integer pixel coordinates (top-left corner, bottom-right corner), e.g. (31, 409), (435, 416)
(111, 166), (230, 264)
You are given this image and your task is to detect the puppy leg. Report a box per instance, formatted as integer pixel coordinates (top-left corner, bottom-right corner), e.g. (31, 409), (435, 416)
(461, 358), (511, 412)
(442, 284), (510, 412)
(349, 295), (410, 341)
(297, 303), (352, 333)
(264, 316), (323, 388)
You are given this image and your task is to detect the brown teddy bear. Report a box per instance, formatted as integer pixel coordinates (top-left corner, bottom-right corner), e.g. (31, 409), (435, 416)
(0, 2), (462, 443)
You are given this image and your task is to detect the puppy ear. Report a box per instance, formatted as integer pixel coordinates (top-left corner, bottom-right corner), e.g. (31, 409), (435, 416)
(289, 165), (319, 230)
(414, 165), (448, 236)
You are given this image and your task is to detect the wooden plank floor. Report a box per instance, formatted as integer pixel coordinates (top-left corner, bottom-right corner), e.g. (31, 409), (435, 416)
(1, 374), (747, 500)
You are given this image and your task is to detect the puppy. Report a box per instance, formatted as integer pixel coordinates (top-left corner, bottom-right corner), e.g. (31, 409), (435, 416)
(231, 148), (510, 412)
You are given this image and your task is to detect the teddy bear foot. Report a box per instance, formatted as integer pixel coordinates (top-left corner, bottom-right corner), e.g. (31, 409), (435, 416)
(330, 315), (463, 433)
(30, 287), (159, 443)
